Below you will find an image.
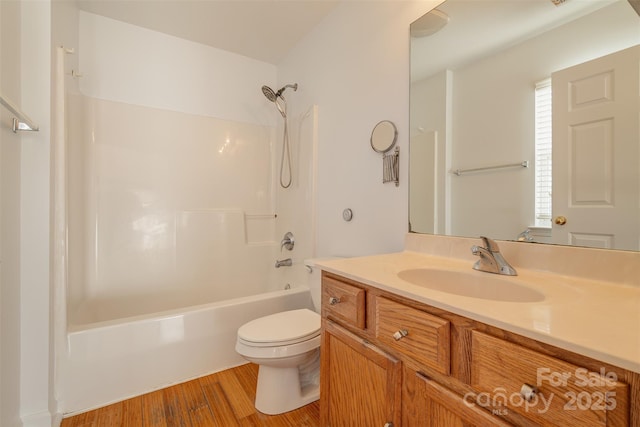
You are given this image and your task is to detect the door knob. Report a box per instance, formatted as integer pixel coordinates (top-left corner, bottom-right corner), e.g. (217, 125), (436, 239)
(554, 216), (567, 225)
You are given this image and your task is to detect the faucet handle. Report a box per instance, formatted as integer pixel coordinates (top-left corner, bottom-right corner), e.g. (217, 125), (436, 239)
(280, 232), (294, 251)
(480, 236), (501, 252)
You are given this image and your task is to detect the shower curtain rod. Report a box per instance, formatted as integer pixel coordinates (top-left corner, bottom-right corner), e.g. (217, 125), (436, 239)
(0, 93), (39, 132)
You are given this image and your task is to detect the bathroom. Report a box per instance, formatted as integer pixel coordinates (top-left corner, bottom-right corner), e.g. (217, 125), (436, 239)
(0, 0), (638, 426)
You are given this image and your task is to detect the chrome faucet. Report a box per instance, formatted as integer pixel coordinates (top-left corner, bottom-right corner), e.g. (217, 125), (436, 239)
(275, 258), (292, 268)
(471, 236), (517, 276)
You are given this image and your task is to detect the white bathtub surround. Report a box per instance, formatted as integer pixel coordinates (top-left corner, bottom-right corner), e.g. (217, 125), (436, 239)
(316, 233), (640, 374)
(66, 95), (282, 318)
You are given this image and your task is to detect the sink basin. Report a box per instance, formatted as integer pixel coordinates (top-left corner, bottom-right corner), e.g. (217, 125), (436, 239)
(397, 268), (545, 303)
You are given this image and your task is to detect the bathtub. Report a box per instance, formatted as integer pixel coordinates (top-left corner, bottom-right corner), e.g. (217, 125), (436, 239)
(62, 286), (314, 415)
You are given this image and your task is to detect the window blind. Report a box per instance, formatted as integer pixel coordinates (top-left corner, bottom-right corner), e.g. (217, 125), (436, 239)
(535, 79), (552, 228)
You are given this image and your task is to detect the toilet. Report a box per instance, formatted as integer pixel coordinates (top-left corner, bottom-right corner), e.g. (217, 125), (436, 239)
(235, 258), (327, 415)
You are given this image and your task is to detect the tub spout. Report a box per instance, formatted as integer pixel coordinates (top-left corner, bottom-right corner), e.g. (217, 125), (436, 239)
(275, 258), (293, 268)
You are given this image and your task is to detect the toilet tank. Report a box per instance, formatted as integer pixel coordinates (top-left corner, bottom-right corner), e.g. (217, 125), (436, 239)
(304, 258), (343, 312)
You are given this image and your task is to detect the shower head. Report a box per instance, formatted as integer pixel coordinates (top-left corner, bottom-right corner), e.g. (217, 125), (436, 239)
(262, 85), (278, 102)
(261, 83), (298, 102)
(262, 83), (298, 119)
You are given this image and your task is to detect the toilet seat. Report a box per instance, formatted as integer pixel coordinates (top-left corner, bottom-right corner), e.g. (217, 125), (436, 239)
(237, 309), (320, 347)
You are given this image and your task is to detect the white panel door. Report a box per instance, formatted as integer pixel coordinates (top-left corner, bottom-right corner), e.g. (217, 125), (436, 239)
(552, 45), (639, 250)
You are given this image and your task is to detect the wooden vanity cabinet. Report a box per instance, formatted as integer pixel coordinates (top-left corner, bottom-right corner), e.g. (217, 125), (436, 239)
(320, 272), (639, 427)
(320, 320), (401, 427)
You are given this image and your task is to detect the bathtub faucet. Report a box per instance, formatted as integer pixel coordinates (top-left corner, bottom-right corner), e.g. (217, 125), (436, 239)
(275, 258), (293, 268)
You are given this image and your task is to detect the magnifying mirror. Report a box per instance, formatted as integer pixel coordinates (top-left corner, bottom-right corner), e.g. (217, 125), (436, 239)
(370, 120), (398, 153)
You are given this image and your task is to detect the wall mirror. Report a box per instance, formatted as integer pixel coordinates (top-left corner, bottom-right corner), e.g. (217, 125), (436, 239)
(371, 120), (398, 153)
(409, 0), (639, 251)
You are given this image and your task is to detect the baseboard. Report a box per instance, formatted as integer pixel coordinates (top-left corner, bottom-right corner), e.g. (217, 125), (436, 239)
(21, 410), (59, 427)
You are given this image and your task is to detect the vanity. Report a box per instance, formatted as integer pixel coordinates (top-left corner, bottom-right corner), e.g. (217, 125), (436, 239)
(316, 234), (640, 426)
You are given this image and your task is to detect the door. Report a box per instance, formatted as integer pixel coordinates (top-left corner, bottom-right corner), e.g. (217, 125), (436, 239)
(551, 45), (639, 250)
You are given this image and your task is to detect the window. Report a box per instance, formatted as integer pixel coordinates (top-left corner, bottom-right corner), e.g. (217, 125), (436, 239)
(534, 79), (552, 228)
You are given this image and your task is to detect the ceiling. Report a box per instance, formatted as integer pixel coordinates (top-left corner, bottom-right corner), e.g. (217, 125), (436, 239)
(76, 0), (340, 65)
(76, 0), (629, 75)
(411, 0), (620, 81)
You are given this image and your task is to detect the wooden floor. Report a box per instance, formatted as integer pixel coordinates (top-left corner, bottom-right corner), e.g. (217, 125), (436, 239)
(60, 363), (320, 427)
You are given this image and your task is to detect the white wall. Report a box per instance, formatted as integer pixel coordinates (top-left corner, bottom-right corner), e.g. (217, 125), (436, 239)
(1, 1), (23, 425)
(279, 1), (440, 258)
(0, 0), (53, 426)
(78, 11), (277, 126)
(20, 2), (53, 426)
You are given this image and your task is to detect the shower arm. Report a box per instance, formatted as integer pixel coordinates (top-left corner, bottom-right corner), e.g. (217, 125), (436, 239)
(276, 84), (298, 97)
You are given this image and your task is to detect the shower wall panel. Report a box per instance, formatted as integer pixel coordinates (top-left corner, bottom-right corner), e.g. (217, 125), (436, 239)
(66, 10), (284, 313)
(66, 95), (278, 313)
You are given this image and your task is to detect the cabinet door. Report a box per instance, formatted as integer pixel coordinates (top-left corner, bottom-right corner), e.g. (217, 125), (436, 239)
(320, 320), (401, 427)
(414, 373), (513, 427)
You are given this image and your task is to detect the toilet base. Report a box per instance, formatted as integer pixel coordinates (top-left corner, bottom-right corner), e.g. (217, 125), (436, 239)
(254, 365), (320, 415)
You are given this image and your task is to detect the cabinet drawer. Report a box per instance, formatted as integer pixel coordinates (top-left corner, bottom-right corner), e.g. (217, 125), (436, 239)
(375, 296), (450, 375)
(322, 276), (366, 329)
(470, 331), (628, 427)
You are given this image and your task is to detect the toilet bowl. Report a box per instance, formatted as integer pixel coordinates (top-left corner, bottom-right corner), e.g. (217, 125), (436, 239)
(236, 308), (321, 414)
(235, 258), (333, 415)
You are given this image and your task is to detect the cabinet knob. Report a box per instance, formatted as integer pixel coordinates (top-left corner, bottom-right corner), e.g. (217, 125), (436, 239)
(384, 423), (394, 427)
(329, 296), (341, 305)
(520, 383), (538, 402)
(392, 329), (408, 341)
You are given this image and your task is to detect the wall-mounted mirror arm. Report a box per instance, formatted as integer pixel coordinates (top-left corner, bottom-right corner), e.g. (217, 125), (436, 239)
(371, 120), (399, 187)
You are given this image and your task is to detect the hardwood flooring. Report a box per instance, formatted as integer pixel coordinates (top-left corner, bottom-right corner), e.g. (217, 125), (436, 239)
(60, 363), (319, 427)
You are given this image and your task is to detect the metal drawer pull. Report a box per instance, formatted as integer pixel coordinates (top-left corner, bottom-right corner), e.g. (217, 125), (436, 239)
(392, 329), (408, 341)
(329, 297), (341, 305)
(520, 383), (538, 402)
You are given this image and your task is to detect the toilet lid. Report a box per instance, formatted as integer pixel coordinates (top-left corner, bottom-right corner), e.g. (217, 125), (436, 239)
(238, 308), (320, 345)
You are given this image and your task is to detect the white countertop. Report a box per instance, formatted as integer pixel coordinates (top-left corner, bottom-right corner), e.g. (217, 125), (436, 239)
(316, 251), (640, 374)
